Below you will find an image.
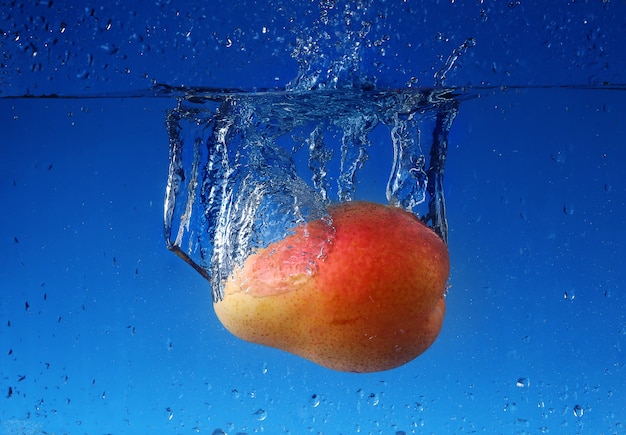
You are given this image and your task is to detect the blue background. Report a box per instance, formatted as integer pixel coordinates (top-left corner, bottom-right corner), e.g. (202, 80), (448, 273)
(2, 1), (626, 434)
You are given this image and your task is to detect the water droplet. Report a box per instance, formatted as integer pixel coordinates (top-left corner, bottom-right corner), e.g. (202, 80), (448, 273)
(253, 408), (267, 421)
(573, 404), (584, 417)
(367, 393), (379, 407)
(100, 43), (119, 55)
(212, 32), (233, 48)
(516, 377), (529, 388)
(309, 393), (320, 408)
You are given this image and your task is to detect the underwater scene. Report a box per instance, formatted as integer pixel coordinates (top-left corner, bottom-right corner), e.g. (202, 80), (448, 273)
(2, 1), (626, 434)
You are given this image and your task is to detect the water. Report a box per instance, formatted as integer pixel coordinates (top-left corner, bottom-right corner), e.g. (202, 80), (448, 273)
(2, 85), (625, 434)
(3, 0), (626, 432)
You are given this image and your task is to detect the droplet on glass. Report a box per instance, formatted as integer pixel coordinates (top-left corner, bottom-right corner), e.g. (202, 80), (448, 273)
(253, 408), (267, 421)
(367, 393), (379, 407)
(309, 393), (320, 408)
(573, 404), (584, 417)
(100, 43), (118, 55)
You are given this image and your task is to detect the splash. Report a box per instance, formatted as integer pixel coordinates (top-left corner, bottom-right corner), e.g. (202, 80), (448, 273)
(163, 0), (471, 301)
(286, 0), (378, 91)
(163, 88), (461, 301)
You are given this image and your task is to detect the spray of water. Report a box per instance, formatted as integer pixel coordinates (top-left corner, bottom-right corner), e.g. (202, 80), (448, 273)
(163, 1), (470, 300)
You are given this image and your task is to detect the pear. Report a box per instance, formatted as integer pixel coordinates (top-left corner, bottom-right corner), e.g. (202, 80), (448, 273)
(214, 201), (449, 373)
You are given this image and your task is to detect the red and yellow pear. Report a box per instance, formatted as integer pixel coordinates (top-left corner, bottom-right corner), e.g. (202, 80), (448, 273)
(214, 201), (449, 373)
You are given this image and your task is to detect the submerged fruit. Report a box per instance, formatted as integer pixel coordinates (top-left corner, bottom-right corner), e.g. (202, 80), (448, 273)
(214, 201), (449, 372)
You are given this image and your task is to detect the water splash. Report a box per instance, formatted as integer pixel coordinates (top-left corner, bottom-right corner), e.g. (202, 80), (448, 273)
(163, 88), (462, 301)
(286, 0), (378, 91)
(434, 37), (477, 87)
(164, 0), (471, 300)
(306, 126), (333, 203)
(386, 111), (428, 211)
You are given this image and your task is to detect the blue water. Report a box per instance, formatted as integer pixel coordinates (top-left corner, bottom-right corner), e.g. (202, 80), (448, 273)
(2, 1), (626, 434)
